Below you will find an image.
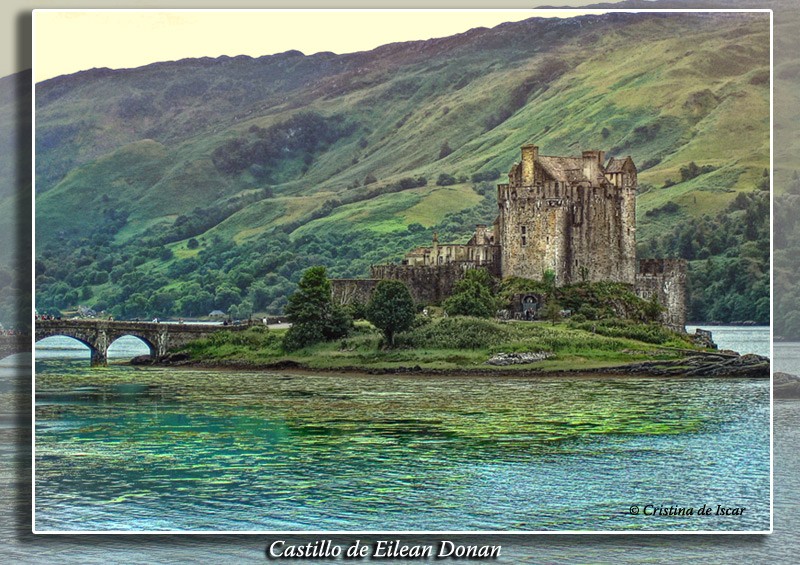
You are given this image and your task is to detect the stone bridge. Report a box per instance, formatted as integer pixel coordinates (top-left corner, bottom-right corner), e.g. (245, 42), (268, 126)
(0, 334), (29, 360)
(34, 319), (253, 366)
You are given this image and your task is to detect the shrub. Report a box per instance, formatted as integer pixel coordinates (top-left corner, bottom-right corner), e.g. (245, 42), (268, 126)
(470, 169), (501, 183)
(443, 269), (497, 318)
(436, 173), (457, 186)
(396, 317), (516, 350)
(543, 299), (562, 325)
(645, 201), (681, 218)
(639, 157), (661, 170)
(569, 319), (685, 346)
(345, 300), (367, 321)
(680, 161), (715, 182)
(439, 141), (453, 159)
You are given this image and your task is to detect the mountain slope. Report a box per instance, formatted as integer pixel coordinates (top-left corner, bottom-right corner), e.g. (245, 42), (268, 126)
(34, 11), (770, 322)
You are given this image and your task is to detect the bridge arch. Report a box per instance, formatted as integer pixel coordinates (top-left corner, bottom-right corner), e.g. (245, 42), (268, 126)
(107, 333), (158, 359)
(34, 333), (103, 364)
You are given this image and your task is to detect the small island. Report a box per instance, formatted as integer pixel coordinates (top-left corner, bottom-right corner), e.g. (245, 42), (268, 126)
(158, 267), (768, 379)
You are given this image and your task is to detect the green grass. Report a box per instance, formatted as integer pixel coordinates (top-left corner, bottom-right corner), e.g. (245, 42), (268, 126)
(179, 317), (698, 372)
(291, 190), (425, 238)
(204, 199), (288, 243)
(401, 184), (482, 227)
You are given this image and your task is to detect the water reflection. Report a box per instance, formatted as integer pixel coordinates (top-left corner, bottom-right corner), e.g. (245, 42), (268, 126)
(35, 361), (770, 532)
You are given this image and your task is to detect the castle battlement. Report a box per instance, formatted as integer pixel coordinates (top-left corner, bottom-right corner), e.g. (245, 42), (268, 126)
(638, 258), (688, 276)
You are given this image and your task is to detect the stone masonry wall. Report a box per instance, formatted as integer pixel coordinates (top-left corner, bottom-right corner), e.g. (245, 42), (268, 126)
(330, 279), (380, 306)
(369, 263), (485, 305)
(634, 259), (688, 331)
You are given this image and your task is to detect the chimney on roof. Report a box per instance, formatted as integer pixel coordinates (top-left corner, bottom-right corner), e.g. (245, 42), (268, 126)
(521, 145), (538, 185)
(582, 150), (605, 180)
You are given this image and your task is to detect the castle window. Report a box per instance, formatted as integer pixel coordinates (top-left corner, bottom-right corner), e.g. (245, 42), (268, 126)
(521, 226), (527, 246)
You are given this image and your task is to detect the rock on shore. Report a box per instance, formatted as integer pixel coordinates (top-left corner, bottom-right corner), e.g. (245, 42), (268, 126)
(774, 372), (800, 399)
(486, 352), (554, 366)
(601, 352), (770, 378)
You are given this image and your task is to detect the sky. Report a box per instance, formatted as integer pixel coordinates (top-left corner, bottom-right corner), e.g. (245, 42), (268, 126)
(32, 8), (602, 83)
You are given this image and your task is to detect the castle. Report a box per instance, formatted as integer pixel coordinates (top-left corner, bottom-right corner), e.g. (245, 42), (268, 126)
(332, 144), (687, 330)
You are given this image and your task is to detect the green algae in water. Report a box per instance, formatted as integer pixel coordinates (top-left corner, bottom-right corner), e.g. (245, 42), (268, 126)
(34, 361), (770, 531)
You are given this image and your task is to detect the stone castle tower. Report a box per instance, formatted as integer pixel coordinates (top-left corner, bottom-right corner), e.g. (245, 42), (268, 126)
(497, 144), (637, 285)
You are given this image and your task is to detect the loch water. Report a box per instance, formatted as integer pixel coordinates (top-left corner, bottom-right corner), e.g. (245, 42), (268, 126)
(33, 327), (771, 532)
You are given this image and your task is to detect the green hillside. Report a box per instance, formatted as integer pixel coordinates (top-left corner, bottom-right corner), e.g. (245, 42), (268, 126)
(33, 11), (770, 323)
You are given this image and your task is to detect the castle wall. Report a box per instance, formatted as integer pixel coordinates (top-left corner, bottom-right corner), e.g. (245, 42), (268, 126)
(635, 259), (688, 331)
(330, 279), (380, 306)
(497, 174), (636, 285)
(498, 182), (569, 282)
(369, 263), (484, 305)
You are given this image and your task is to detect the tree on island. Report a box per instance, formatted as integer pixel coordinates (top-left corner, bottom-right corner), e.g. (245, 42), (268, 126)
(282, 266), (351, 351)
(543, 298), (562, 326)
(443, 269), (497, 318)
(366, 279), (416, 347)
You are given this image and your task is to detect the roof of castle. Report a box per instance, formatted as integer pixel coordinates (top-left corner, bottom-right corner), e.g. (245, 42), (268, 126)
(536, 154), (635, 183)
(538, 156), (588, 183)
(605, 156), (633, 173)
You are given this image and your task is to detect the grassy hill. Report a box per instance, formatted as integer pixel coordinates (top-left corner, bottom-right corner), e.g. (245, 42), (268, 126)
(33, 11), (770, 323)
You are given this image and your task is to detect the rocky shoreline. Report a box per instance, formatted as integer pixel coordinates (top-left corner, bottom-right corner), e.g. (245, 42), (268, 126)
(136, 349), (771, 379)
(587, 352), (770, 379)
